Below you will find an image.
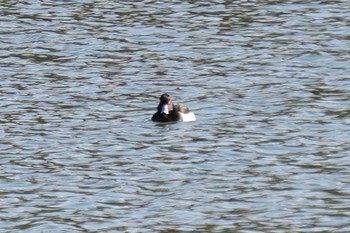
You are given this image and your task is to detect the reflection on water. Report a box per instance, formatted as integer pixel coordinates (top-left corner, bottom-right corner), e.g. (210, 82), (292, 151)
(1, 0), (350, 232)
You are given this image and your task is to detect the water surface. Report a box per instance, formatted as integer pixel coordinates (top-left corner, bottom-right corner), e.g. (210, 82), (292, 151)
(1, 1), (350, 232)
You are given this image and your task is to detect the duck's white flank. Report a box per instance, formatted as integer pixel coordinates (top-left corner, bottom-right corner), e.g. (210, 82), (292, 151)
(178, 112), (196, 122)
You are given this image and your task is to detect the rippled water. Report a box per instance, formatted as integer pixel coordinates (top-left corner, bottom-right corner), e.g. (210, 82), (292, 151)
(1, 1), (350, 232)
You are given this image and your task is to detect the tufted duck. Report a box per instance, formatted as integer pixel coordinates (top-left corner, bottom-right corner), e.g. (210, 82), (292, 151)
(151, 93), (196, 122)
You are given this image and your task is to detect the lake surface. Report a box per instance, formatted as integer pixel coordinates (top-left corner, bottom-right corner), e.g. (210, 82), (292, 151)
(1, 0), (350, 232)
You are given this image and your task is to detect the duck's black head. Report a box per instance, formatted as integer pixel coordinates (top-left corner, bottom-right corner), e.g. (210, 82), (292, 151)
(156, 93), (173, 113)
(160, 93), (171, 104)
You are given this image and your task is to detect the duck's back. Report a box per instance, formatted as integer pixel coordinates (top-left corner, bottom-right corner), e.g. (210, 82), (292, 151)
(174, 104), (190, 113)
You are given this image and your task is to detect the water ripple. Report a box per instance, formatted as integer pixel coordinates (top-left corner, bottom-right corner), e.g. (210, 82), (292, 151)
(1, 0), (350, 232)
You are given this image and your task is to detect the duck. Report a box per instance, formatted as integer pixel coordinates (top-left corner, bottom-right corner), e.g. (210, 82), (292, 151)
(151, 93), (196, 122)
